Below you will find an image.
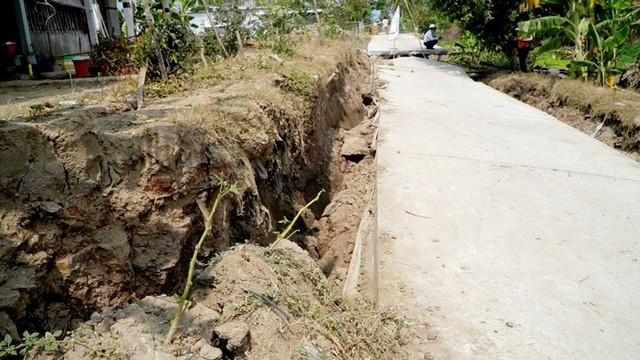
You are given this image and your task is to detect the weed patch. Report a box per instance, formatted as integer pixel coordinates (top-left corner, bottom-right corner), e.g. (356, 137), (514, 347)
(255, 246), (407, 359)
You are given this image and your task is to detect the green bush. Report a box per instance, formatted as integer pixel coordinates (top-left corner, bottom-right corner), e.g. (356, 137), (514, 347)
(133, 13), (199, 78)
(532, 49), (572, 69)
(619, 40), (640, 68)
(91, 34), (135, 75)
(446, 31), (508, 67)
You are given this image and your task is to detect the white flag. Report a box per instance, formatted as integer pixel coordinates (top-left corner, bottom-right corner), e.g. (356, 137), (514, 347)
(389, 6), (400, 40)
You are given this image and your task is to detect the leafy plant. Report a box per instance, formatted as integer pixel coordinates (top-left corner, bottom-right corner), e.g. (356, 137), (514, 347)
(0, 335), (18, 357)
(0, 331), (62, 357)
(447, 31), (509, 67)
(429, 0), (524, 53)
(133, 1), (199, 78)
(618, 39), (640, 68)
(520, 0), (640, 85)
(278, 67), (316, 104)
(91, 34), (135, 75)
(255, 0), (310, 55)
(205, 0), (249, 55)
(86, 344), (121, 358)
(532, 49), (572, 69)
(164, 175), (239, 345)
(331, 0), (371, 23)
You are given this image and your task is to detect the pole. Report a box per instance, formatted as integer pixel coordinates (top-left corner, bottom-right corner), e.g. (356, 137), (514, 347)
(122, 1), (136, 38)
(105, 0), (121, 36)
(162, 0), (170, 19)
(15, 0), (34, 55)
(84, 0), (99, 45)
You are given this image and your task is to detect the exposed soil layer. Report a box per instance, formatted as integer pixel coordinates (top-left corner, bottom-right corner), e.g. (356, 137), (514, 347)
(0, 40), (377, 343)
(27, 240), (404, 359)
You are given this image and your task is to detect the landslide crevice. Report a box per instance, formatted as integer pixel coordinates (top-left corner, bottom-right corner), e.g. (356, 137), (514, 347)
(0, 44), (374, 336)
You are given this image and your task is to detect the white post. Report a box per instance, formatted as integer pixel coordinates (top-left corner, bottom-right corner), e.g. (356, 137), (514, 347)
(84, 0), (99, 45)
(162, 0), (170, 19)
(105, 0), (121, 36)
(122, 0), (136, 38)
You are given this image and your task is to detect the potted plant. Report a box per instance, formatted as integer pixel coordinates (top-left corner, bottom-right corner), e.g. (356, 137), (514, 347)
(91, 34), (134, 75)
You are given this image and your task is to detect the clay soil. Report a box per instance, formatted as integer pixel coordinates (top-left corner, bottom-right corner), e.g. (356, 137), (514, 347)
(0, 38), (406, 359)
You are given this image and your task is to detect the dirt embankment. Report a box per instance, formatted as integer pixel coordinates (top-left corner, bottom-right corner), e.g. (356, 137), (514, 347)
(0, 40), (380, 349)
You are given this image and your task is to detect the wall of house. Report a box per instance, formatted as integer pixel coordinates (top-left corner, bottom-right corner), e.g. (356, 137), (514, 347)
(25, 0), (91, 58)
(30, 32), (91, 58)
(100, 0), (121, 36)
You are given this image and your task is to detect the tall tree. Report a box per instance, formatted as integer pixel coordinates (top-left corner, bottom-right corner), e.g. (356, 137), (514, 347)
(428, 0), (524, 52)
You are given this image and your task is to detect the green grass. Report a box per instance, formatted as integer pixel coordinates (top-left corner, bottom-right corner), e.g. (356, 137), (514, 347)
(533, 50), (572, 69)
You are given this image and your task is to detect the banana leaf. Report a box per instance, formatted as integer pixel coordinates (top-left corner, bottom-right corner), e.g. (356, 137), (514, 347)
(535, 36), (565, 54)
(519, 16), (566, 35)
(603, 26), (630, 49)
(587, 21), (602, 50)
(596, 8), (640, 32)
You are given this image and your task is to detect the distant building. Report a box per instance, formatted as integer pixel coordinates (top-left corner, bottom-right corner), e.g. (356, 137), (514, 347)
(2, 0), (124, 60)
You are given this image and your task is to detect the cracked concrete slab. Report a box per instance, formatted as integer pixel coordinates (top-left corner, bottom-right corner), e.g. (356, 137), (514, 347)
(375, 56), (640, 359)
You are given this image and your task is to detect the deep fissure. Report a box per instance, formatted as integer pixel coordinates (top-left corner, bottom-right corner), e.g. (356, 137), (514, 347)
(0, 48), (376, 340)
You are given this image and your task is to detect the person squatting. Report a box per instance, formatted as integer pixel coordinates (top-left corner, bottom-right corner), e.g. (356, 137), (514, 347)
(423, 24), (438, 49)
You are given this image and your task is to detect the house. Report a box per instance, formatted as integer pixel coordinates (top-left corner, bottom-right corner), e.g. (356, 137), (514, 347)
(1, 0), (131, 71)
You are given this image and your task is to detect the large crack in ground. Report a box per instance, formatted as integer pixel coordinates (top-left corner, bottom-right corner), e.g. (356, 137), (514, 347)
(0, 40), (401, 358)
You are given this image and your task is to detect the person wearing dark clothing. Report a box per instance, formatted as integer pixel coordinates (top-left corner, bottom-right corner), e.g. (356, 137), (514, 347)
(423, 24), (438, 49)
(513, 27), (533, 72)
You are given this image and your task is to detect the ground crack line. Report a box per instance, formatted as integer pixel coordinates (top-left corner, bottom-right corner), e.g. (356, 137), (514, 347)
(401, 151), (640, 183)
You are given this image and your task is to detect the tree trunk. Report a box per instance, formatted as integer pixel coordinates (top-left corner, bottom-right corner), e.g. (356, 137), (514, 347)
(312, 0), (323, 39)
(201, 0), (230, 58)
(141, 0), (169, 82)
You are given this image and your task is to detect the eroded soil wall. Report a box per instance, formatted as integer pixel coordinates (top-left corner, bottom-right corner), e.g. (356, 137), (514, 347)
(0, 46), (372, 334)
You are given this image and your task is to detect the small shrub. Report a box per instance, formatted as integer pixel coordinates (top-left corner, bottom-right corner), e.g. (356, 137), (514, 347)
(91, 35), (135, 75)
(447, 31), (508, 67)
(133, 13), (199, 78)
(278, 67), (316, 104)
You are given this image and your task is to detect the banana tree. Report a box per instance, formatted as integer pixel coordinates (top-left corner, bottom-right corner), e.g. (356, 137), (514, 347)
(520, 0), (640, 85)
(520, 0), (593, 61)
(573, 22), (630, 86)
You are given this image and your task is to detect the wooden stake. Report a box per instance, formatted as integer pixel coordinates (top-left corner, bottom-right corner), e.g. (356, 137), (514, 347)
(201, 0), (229, 58)
(235, 30), (244, 58)
(136, 66), (147, 110)
(199, 41), (208, 67)
(343, 186), (375, 298)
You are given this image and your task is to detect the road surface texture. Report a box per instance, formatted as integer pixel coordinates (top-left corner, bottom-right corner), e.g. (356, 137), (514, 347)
(374, 56), (640, 359)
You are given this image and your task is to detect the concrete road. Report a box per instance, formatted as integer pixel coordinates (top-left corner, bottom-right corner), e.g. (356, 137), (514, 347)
(368, 33), (424, 54)
(368, 33), (446, 57)
(375, 57), (640, 359)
